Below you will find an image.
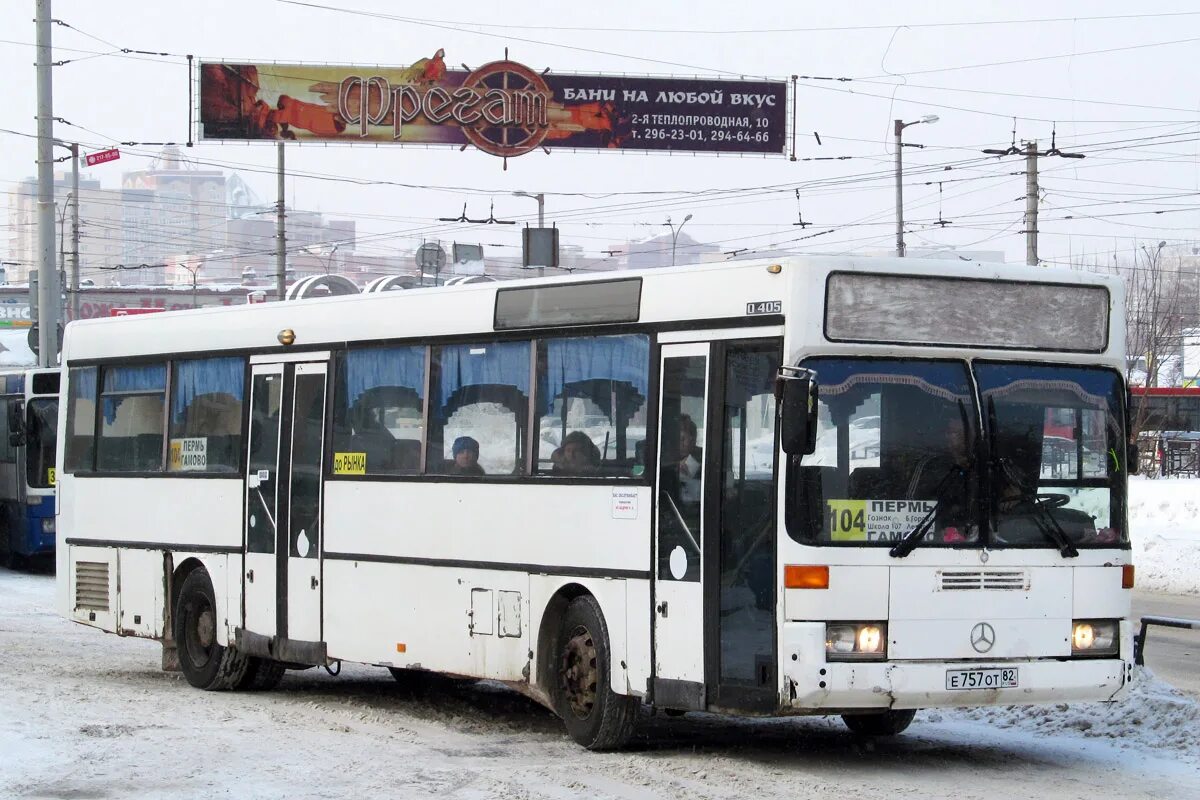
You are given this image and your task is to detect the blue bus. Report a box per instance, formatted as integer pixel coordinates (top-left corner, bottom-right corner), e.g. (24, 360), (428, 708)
(0, 368), (59, 568)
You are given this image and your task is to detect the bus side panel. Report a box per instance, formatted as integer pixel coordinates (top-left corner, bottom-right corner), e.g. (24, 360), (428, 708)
(624, 578), (651, 698)
(115, 549), (165, 638)
(67, 545), (118, 632)
(323, 561), (530, 682)
(64, 478), (243, 551)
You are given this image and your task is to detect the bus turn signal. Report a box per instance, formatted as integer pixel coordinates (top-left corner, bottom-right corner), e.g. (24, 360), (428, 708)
(1122, 564), (1135, 589)
(785, 565), (829, 589)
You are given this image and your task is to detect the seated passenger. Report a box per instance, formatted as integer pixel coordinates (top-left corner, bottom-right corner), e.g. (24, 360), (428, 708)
(449, 436), (485, 476)
(552, 431), (601, 475)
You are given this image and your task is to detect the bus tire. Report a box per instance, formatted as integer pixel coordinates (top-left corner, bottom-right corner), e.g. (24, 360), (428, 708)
(841, 709), (917, 737)
(174, 567), (249, 690)
(553, 595), (637, 751)
(235, 657), (286, 691)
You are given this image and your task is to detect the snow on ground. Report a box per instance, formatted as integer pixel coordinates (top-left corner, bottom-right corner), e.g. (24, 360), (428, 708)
(2, 568), (1199, 799)
(1128, 477), (1200, 596)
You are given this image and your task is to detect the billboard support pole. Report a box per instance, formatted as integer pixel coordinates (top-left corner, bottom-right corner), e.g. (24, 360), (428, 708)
(35, 0), (58, 366)
(71, 142), (80, 322)
(276, 142), (286, 301)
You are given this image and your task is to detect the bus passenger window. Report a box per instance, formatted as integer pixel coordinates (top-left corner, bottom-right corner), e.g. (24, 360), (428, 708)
(536, 334), (650, 478)
(430, 341), (530, 476)
(332, 345), (426, 476)
(97, 364), (166, 473)
(168, 357), (245, 473)
(65, 367), (97, 473)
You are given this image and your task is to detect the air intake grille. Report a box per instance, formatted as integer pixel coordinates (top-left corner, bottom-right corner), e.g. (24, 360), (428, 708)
(937, 569), (1029, 592)
(75, 561), (110, 611)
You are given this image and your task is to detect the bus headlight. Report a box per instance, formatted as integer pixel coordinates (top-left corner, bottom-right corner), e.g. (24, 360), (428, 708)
(41, 517), (55, 534)
(826, 622), (887, 661)
(1072, 620), (1118, 657)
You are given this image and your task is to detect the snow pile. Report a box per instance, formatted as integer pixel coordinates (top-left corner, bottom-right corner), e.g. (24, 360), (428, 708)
(937, 668), (1200, 760)
(1128, 477), (1200, 596)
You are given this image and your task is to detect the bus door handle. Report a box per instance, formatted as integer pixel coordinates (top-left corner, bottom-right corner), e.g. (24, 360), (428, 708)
(656, 601), (668, 618)
(247, 569), (254, 583)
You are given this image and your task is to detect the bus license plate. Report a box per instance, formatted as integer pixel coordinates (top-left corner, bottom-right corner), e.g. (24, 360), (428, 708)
(945, 668), (1018, 690)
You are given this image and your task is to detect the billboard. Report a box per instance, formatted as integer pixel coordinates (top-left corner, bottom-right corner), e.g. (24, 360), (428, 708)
(198, 55), (788, 159)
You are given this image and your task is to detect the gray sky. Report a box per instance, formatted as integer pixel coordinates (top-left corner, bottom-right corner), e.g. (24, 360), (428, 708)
(4, 0), (1200, 271)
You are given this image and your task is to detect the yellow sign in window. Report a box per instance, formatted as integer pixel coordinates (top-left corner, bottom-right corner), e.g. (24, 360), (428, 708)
(333, 452), (367, 475)
(827, 499), (867, 541)
(47, 467), (56, 487)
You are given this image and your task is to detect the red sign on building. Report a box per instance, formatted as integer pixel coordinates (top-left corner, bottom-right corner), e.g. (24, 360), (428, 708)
(109, 307), (164, 317)
(85, 148), (121, 167)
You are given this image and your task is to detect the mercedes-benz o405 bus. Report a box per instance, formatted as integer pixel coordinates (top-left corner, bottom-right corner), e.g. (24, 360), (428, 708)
(56, 256), (1134, 749)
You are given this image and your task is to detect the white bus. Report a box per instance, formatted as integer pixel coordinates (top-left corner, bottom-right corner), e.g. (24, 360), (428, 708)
(56, 256), (1135, 749)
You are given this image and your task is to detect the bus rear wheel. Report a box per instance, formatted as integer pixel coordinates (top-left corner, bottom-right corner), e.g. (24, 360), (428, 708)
(553, 595), (637, 751)
(174, 567), (249, 690)
(841, 709), (917, 736)
(235, 657), (286, 691)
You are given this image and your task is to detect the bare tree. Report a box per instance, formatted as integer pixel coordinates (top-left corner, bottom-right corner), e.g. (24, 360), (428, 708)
(1124, 242), (1186, 438)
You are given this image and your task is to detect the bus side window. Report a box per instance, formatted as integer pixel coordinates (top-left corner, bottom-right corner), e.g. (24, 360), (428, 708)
(96, 364), (166, 473)
(65, 367), (98, 474)
(168, 357), (245, 473)
(430, 341), (531, 477)
(536, 334), (650, 478)
(331, 345), (427, 476)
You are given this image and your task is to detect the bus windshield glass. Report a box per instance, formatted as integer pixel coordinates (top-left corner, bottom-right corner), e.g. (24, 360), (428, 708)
(26, 397), (58, 489)
(788, 358), (981, 547)
(976, 363), (1126, 548)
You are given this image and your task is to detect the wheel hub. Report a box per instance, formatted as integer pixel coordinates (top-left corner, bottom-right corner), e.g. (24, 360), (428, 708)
(559, 625), (598, 719)
(197, 608), (215, 649)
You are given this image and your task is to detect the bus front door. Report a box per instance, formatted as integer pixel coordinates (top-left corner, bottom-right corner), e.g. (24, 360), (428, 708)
(244, 360), (328, 652)
(652, 343), (709, 710)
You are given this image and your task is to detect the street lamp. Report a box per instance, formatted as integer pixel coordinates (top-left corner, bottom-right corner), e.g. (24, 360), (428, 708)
(304, 243), (339, 274)
(512, 191), (545, 227)
(178, 261), (203, 309)
(894, 115), (939, 258)
(664, 214), (693, 266)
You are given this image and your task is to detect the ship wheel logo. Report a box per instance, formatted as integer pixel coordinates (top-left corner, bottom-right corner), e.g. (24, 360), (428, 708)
(459, 60), (551, 159)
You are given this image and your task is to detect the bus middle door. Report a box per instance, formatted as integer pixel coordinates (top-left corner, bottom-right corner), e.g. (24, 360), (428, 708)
(652, 343), (709, 710)
(244, 359), (328, 653)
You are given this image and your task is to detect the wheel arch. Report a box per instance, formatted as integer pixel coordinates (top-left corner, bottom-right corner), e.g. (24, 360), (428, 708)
(532, 579), (632, 703)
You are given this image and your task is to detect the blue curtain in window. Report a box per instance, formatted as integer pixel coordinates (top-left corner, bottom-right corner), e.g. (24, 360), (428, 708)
(435, 341), (530, 416)
(543, 334), (649, 412)
(104, 364), (166, 393)
(172, 357), (244, 425)
(345, 346), (426, 408)
(72, 367), (97, 402)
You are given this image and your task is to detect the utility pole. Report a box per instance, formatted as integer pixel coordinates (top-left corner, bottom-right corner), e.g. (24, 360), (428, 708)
(893, 115), (939, 258)
(1024, 141), (1039, 267)
(70, 142), (80, 321)
(983, 128), (1083, 268)
(35, 0), (59, 366)
(275, 142), (286, 301)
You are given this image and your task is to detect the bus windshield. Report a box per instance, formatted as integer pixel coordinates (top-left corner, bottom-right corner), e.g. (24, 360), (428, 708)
(26, 397), (58, 489)
(788, 358), (981, 547)
(976, 363), (1126, 548)
(787, 358), (1128, 550)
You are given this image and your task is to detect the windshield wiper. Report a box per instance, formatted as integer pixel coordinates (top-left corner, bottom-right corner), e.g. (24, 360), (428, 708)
(890, 463), (964, 558)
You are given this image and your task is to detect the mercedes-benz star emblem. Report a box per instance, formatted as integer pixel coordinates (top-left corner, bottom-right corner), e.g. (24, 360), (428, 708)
(970, 622), (996, 654)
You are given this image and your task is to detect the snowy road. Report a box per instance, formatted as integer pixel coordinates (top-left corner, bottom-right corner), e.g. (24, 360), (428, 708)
(1133, 591), (1200, 697)
(2, 567), (1199, 800)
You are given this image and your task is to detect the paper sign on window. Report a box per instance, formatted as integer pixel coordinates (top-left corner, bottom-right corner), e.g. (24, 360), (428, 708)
(333, 452), (367, 475)
(168, 438), (208, 472)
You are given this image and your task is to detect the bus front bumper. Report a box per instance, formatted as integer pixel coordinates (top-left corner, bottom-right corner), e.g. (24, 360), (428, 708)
(783, 622), (1133, 711)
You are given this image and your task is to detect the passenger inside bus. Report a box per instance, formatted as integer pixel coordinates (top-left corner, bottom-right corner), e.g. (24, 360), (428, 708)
(676, 413), (703, 502)
(449, 436), (485, 476)
(552, 431), (601, 474)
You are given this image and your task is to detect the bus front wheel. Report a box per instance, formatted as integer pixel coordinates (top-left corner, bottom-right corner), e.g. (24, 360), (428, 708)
(174, 568), (249, 690)
(841, 709), (917, 736)
(552, 595), (637, 751)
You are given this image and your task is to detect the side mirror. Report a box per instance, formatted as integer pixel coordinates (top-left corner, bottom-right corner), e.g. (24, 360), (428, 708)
(1127, 441), (1140, 475)
(777, 366), (818, 456)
